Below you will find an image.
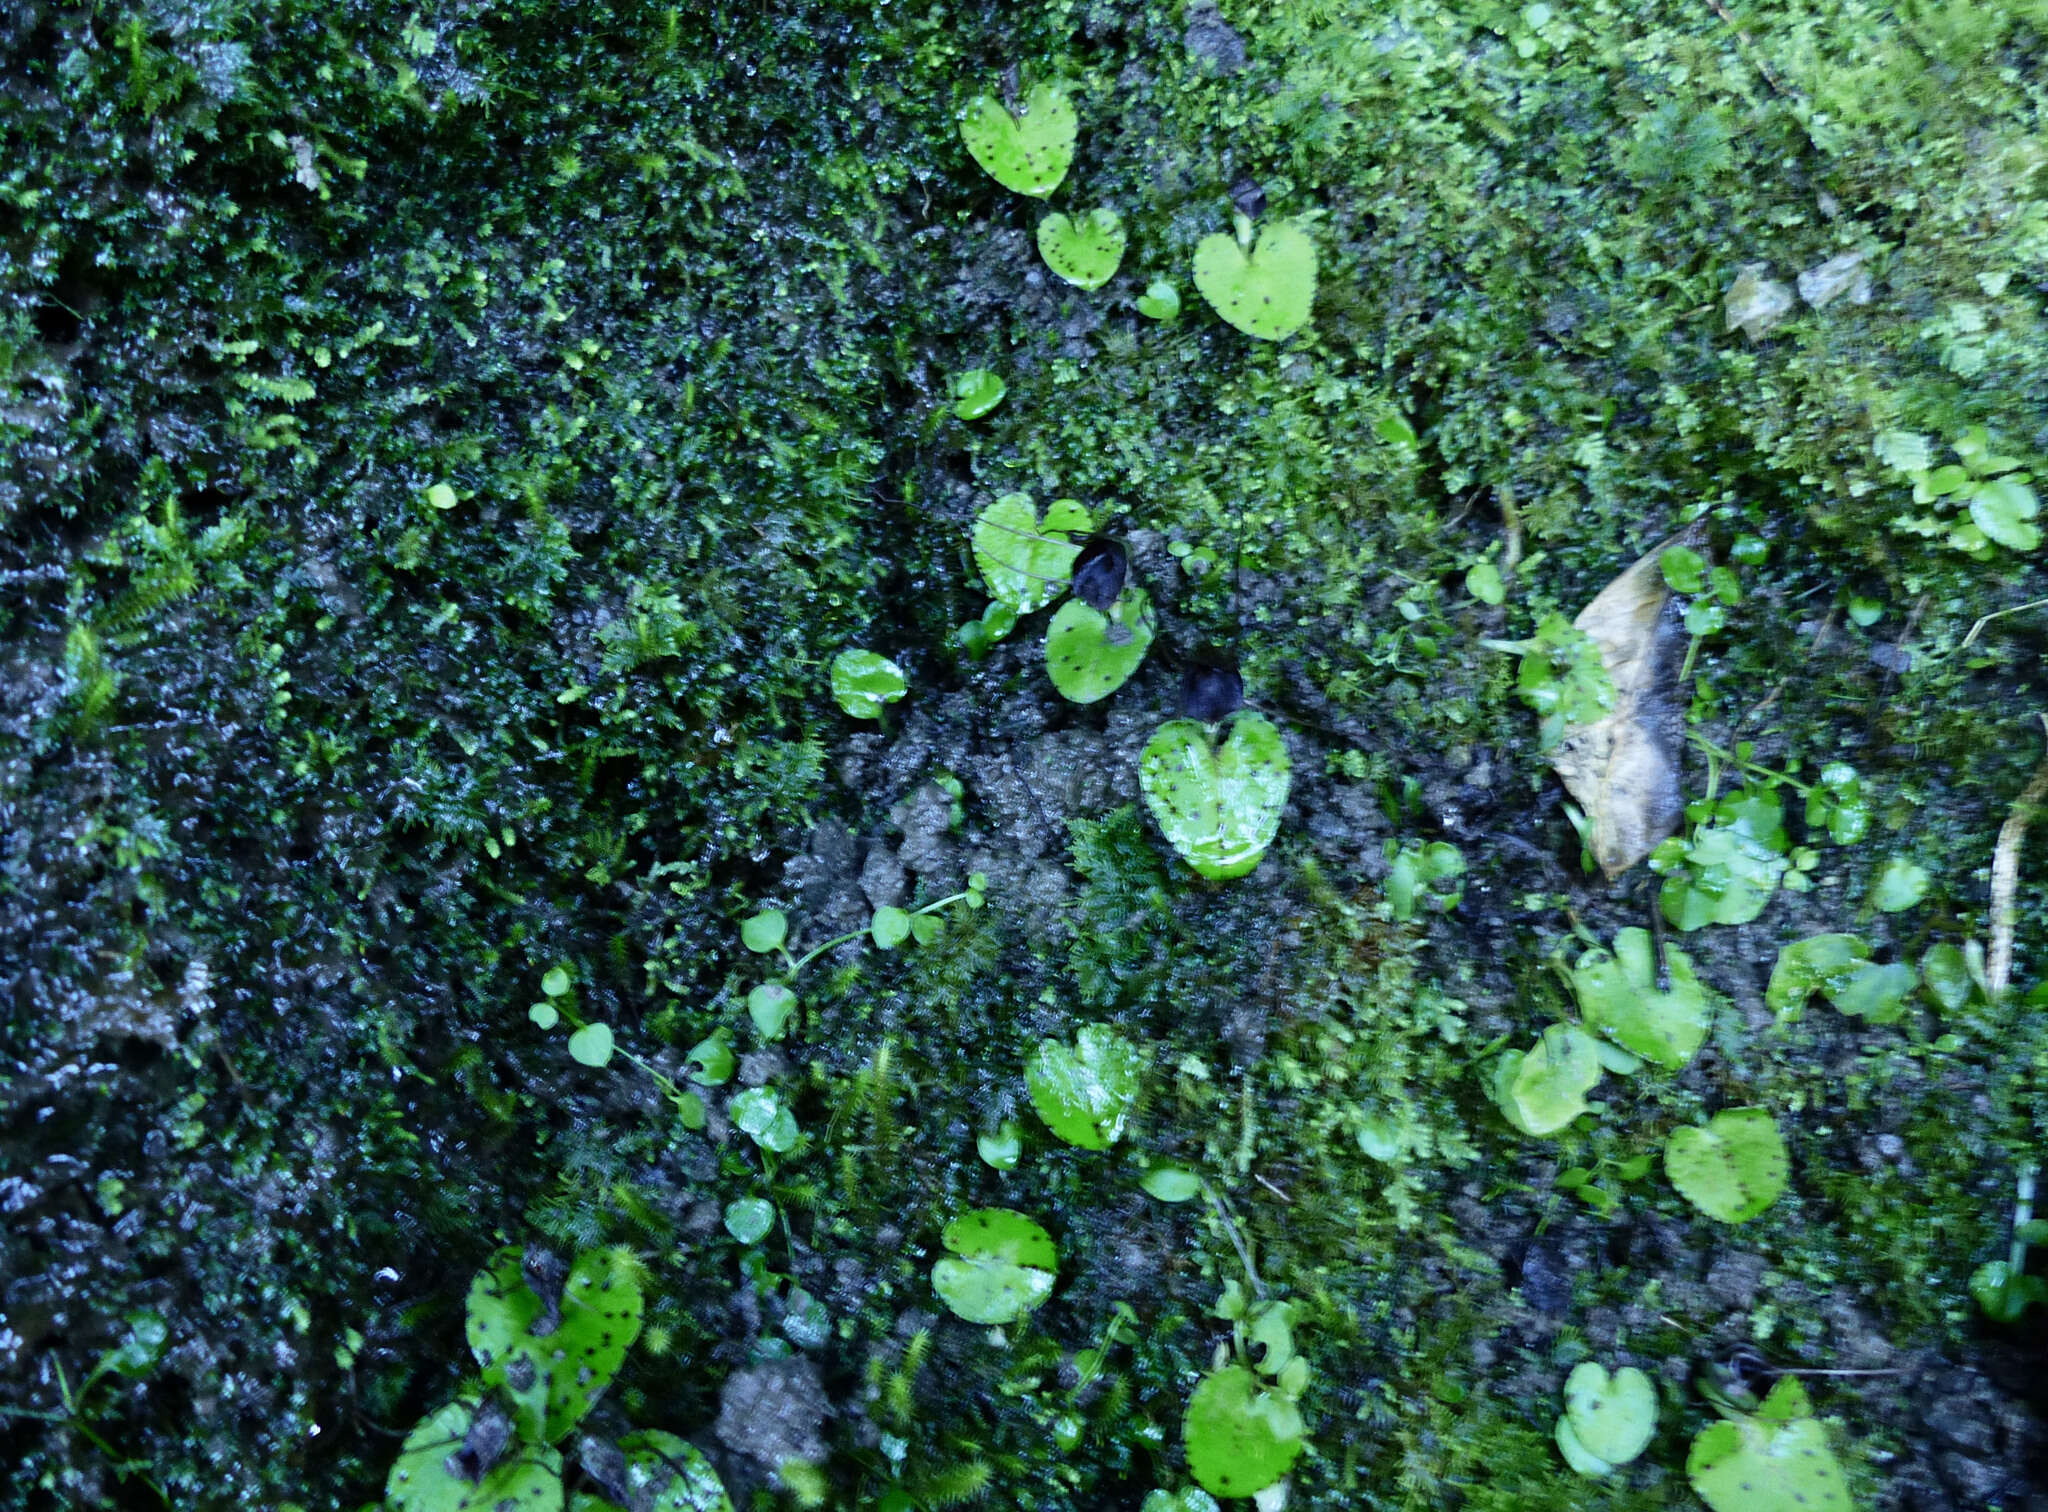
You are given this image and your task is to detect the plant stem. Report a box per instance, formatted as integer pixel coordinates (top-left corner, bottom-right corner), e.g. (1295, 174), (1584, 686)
(1686, 732), (1812, 796)
(785, 891), (972, 976)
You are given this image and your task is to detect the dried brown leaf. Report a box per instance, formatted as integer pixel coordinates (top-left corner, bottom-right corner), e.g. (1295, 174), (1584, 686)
(1552, 538), (1691, 877)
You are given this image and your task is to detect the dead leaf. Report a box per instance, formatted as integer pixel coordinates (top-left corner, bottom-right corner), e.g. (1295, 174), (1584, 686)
(1551, 537), (1691, 877)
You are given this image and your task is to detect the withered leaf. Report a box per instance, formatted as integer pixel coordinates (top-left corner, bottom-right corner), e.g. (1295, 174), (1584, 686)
(1551, 538), (1691, 877)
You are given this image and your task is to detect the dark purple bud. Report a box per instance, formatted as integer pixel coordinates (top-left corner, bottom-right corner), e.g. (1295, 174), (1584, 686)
(447, 1400), (514, 1483)
(1229, 178), (1266, 219)
(1182, 653), (1244, 723)
(1069, 536), (1129, 612)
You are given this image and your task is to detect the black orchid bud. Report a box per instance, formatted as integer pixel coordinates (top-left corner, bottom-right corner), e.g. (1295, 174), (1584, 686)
(1229, 177), (1266, 219)
(1181, 651), (1244, 723)
(447, 1400), (514, 1484)
(1069, 536), (1129, 612)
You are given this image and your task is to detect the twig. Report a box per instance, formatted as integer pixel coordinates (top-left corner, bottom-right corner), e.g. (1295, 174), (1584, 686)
(1254, 1172), (1294, 1204)
(1987, 715), (2048, 1000)
(1962, 595), (2048, 651)
(1708, 0), (1789, 97)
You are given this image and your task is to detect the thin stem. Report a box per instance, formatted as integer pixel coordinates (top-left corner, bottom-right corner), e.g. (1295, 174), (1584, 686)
(1202, 1182), (1266, 1299)
(1686, 732), (1813, 796)
(2013, 1162), (2038, 1275)
(784, 891), (972, 977)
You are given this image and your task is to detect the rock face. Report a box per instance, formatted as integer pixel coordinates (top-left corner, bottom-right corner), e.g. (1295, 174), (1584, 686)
(1183, 2), (1248, 73)
(715, 1358), (830, 1478)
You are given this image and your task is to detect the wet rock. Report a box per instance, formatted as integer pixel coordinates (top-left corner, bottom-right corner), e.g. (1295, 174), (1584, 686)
(1705, 1251), (1766, 1311)
(738, 1049), (789, 1088)
(1724, 264), (1794, 341)
(1798, 250), (1872, 309)
(1935, 1449), (2011, 1504)
(891, 780), (958, 879)
(1925, 1395), (1999, 1457)
(716, 1358), (830, 1477)
(1183, 2), (1247, 74)
(1517, 1241), (1574, 1315)
(784, 819), (858, 916)
(859, 844), (906, 911)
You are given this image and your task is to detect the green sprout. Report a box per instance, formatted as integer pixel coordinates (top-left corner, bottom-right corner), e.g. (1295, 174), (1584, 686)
(1135, 279), (1181, 321)
(973, 493), (1087, 613)
(1484, 613), (1614, 749)
(1037, 208), (1126, 289)
(1191, 214), (1316, 341)
(1181, 1282), (1310, 1499)
(1489, 1023), (1603, 1137)
(1571, 927), (1710, 1068)
(1383, 839), (1464, 921)
(1878, 423), (2040, 556)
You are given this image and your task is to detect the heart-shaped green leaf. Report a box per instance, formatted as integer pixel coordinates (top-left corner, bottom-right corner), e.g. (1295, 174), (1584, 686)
(958, 84), (1076, 197)
(1045, 589), (1154, 703)
(567, 1023), (614, 1068)
(1492, 1023), (1603, 1136)
(1139, 713), (1291, 880)
(1038, 208), (1126, 289)
(1572, 928), (1710, 1068)
(1555, 1416), (1614, 1477)
(1136, 279), (1181, 320)
(386, 1397), (564, 1512)
(1183, 1365), (1307, 1499)
(1665, 1108), (1788, 1223)
(973, 493), (1084, 612)
(1026, 1024), (1143, 1150)
(466, 1246), (644, 1443)
(747, 983), (796, 1039)
(930, 1208), (1059, 1324)
(1687, 1383), (1853, 1512)
(1563, 1362), (1658, 1467)
(830, 649), (907, 719)
(1192, 221), (1316, 340)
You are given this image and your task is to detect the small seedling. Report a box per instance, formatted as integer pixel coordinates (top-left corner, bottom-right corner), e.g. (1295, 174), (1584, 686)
(1878, 423), (2040, 556)
(1484, 613), (1614, 750)
(1867, 856), (1929, 913)
(950, 368), (1006, 421)
(1571, 927), (1710, 1067)
(1136, 279), (1181, 321)
(977, 1120), (1023, 1170)
(1037, 208), (1126, 289)
(930, 1208), (1059, 1324)
(1650, 786), (1789, 931)
(1026, 1024), (1143, 1150)
(1139, 712), (1291, 880)
(1557, 1362), (1658, 1476)
(388, 1247), (728, 1512)
(1384, 840), (1465, 921)
(830, 649), (907, 720)
(958, 83), (1076, 197)
(1192, 214), (1316, 341)
(1665, 1108), (1788, 1223)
